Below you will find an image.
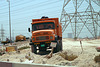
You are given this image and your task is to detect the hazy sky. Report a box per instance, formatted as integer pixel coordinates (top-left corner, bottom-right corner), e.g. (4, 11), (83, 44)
(0, 0), (100, 40)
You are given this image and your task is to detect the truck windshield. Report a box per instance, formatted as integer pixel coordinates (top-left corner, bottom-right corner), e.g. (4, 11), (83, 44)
(32, 22), (55, 31)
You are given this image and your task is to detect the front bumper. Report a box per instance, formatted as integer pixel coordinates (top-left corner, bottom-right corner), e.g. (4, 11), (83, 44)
(32, 35), (55, 43)
(29, 41), (51, 45)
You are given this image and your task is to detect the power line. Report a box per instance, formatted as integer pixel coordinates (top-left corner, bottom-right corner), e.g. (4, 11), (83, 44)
(10, 0), (61, 13)
(0, 8), (60, 21)
(0, 0), (61, 15)
(0, 7), (61, 22)
(0, 4), (61, 19)
(0, 0), (56, 10)
(0, 0), (35, 10)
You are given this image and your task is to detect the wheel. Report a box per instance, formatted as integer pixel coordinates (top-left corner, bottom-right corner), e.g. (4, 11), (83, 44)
(31, 45), (37, 54)
(16, 40), (18, 42)
(59, 40), (63, 51)
(53, 41), (60, 53)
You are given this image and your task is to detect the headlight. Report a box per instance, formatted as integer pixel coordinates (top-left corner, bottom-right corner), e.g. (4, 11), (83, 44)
(33, 38), (35, 41)
(50, 36), (53, 39)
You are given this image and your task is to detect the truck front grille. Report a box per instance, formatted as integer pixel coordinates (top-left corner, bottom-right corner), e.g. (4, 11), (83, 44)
(36, 36), (49, 41)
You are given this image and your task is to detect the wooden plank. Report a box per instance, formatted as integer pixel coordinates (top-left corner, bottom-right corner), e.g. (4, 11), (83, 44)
(6, 46), (17, 52)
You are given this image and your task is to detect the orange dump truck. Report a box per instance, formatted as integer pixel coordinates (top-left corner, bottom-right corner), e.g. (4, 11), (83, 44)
(28, 16), (62, 53)
(16, 35), (26, 42)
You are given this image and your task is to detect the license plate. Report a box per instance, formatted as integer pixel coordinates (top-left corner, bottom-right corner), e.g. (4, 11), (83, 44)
(41, 44), (45, 47)
(50, 42), (57, 47)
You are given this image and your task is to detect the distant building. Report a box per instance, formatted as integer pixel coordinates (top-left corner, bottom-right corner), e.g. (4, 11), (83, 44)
(67, 33), (73, 38)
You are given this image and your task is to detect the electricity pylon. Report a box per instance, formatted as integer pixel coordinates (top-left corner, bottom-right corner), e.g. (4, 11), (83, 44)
(60, 0), (100, 39)
(0, 24), (5, 41)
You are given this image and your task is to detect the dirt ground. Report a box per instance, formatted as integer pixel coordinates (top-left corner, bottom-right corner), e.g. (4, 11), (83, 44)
(0, 39), (100, 67)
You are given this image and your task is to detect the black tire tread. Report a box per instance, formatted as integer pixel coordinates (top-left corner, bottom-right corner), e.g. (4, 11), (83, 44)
(31, 45), (37, 54)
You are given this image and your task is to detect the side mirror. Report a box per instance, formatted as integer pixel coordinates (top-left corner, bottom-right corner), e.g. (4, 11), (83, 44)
(57, 25), (59, 28)
(28, 28), (30, 32)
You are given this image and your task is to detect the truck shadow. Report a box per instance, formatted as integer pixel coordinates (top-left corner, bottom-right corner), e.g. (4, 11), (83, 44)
(37, 50), (51, 55)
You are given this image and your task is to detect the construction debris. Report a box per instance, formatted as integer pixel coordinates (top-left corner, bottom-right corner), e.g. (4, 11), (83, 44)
(94, 54), (100, 63)
(96, 47), (100, 52)
(6, 45), (17, 52)
(45, 47), (54, 59)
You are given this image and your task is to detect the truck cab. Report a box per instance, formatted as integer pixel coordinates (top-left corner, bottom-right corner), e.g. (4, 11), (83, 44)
(28, 17), (62, 53)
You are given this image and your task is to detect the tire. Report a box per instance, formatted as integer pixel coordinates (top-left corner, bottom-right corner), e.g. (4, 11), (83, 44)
(59, 40), (63, 51)
(31, 45), (37, 54)
(53, 41), (60, 53)
(16, 40), (18, 42)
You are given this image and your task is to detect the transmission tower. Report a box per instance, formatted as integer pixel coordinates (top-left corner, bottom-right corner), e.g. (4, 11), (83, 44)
(60, 0), (100, 39)
(0, 24), (5, 41)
